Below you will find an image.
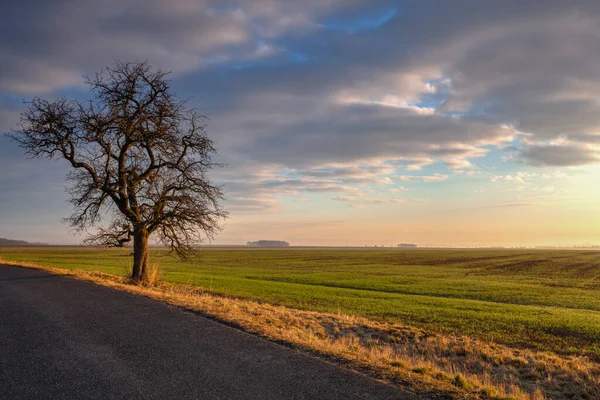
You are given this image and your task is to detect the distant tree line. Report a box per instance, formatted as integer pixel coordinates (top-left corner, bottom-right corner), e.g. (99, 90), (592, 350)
(0, 238), (48, 246)
(247, 240), (290, 247)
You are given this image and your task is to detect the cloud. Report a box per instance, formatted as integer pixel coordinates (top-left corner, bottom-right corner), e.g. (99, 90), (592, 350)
(491, 174), (527, 185)
(229, 104), (515, 169)
(422, 174), (449, 183)
(482, 203), (537, 209)
(449, 203), (538, 211)
(398, 1), (600, 166)
(331, 195), (356, 203)
(331, 195), (406, 207)
(225, 196), (281, 212)
(261, 178), (359, 193)
(0, 0), (362, 94)
(519, 143), (600, 167)
(398, 174), (448, 183)
(294, 164), (394, 179)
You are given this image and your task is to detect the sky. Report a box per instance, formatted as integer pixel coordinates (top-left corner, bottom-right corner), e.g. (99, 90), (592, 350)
(1, 0), (600, 247)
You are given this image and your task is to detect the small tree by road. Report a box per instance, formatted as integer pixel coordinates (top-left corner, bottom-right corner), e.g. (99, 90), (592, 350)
(10, 61), (227, 283)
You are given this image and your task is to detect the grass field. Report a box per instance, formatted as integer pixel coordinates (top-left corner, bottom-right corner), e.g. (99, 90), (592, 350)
(2, 246), (600, 363)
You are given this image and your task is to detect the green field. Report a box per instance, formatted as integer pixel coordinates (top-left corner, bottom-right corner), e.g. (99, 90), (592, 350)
(2, 247), (600, 360)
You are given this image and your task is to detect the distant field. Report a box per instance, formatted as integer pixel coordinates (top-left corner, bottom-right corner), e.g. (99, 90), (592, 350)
(2, 247), (600, 360)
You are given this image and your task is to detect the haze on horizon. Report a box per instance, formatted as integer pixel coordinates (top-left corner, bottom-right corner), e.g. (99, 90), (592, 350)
(1, 1), (600, 248)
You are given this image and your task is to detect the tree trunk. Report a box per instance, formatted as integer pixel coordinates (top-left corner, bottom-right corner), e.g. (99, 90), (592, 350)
(132, 228), (149, 283)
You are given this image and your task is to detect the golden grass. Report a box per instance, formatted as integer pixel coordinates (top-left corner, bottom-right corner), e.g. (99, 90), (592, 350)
(122, 261), (162, 286)
(146, 263), (162, 287)
(2, 258), (598, 400)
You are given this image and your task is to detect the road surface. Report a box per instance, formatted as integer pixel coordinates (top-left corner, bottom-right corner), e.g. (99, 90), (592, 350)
(0, 264), (416, 399)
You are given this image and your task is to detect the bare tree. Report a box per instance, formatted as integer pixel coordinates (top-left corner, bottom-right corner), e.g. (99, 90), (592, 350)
(9, 61), (227, 283)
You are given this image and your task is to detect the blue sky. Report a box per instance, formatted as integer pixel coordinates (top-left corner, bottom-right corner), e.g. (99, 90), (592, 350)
(1, 0), (600, 246)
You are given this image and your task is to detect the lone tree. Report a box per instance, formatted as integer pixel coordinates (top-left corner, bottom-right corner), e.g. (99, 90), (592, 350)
(10, 61), (227, 282)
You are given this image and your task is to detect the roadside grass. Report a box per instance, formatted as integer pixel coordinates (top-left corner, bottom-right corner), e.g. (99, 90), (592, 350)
(1, 257), (599, 399)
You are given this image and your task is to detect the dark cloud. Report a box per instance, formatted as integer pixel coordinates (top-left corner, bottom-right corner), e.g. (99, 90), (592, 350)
(233, 104), (513, 168)
(0, 0), (368, 94)
(519, 144), (600, 167)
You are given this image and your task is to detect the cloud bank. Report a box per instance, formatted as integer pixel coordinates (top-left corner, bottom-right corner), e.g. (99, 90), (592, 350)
(2, 0), (600, 217)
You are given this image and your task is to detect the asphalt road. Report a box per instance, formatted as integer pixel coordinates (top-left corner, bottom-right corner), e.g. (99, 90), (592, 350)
(0, 264), (416, 400)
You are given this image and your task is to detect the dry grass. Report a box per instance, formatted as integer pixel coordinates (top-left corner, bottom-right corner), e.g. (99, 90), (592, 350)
(2, 258), (598, 400)
(145, 263), (163, 287)
(122, 261), (162, 287)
